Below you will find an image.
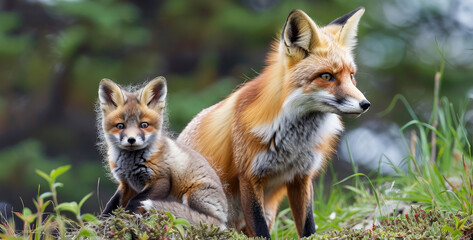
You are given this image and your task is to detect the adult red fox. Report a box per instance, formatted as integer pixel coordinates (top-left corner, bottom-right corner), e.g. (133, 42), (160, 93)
(178, 8), (370, 238)
(97, 77), (227, 227)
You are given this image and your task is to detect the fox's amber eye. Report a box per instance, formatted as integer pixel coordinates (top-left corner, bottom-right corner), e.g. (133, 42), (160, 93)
(350, 73), (357, 85)
(320, 73), (334, 81)
(116, 123), (125, 129)
(140, 122), (149, 128)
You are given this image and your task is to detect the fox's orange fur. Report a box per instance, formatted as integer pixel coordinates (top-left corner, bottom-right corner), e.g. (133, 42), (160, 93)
(179, 8), (370, 238)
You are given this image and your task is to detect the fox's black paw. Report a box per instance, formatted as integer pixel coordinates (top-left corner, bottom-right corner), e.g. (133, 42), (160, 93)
(124, 201), (140, 213)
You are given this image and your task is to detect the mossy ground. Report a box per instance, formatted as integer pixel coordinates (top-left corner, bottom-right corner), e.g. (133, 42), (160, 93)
(77, 206), (472, 240)
(85, 208), (250, 240)
(310, 206), (473, 240)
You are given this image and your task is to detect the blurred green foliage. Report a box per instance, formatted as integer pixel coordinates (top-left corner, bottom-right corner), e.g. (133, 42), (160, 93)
(0, 13), (30, 56)
(0, 140), (112, 210)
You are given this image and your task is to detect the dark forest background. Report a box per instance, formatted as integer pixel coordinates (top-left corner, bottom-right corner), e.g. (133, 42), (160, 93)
(0, 0), (472, 214)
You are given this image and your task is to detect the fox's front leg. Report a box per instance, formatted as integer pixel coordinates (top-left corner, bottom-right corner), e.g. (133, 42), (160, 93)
(103, 183), (136, 215)
(125, 177), (171, 213)
(287, 175), (316, 237)
(102, 189), (122, 215)
(239, 176), (270, 239)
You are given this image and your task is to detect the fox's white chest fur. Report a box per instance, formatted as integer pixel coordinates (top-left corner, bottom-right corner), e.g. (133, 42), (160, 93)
(249, 89), (344, 186)
(111, 148), (155, 192)
(251, 112), (342, 179)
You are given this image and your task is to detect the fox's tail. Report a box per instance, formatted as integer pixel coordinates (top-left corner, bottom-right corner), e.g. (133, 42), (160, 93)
(140, 200), (224, 228)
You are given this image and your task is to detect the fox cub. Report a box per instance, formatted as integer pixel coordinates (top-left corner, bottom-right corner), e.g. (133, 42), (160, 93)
(178, 8), (370, 238)
(97, 77), (227, 227)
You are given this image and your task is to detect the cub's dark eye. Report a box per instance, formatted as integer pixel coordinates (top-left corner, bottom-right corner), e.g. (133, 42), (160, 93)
(116, 123), (125, 129)
(320, 73), (335, 81)
(140, 122), (149, 128)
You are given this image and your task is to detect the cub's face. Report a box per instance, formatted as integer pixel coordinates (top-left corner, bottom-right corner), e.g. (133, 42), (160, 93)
(98, 77), (167, 151)
(102, 98), (162, 151)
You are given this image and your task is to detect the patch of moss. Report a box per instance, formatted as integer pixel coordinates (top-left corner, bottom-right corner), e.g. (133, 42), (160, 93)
(86, 208), (251, 240)
(308, 206), (473, 240)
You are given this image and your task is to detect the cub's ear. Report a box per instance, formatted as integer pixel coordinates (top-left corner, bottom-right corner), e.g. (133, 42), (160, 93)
(326, 7), (365, 49)
(140, 76), (167, 111)
(98, 78), (125, 111)
(281, 9), (322, 58)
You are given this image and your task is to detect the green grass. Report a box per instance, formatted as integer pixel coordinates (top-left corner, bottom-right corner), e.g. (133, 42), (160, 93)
(1, 70), (472, 239)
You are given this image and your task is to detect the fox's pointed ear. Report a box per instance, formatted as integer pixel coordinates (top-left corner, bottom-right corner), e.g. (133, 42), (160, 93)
(99, 78), (125, 111)
(281, 10), (322, 58)
(140, 76), (167, 111)
(326, 7), (365, 49)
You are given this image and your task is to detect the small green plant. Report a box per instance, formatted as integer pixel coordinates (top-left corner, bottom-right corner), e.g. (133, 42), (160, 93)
(163, 211), (190, 238)
(0, 165), (96, 239)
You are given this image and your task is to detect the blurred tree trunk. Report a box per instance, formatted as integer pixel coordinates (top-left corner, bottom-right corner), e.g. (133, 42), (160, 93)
(0, 0), (76, 148)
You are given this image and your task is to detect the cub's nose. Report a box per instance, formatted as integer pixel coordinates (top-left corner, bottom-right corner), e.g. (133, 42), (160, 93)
(359, 99), (371, 111)
(128, 137), (136, 144)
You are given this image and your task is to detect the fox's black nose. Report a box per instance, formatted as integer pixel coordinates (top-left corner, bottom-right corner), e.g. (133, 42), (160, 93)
(128, 137), (136, 144)
(359, 100), (371, 111)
